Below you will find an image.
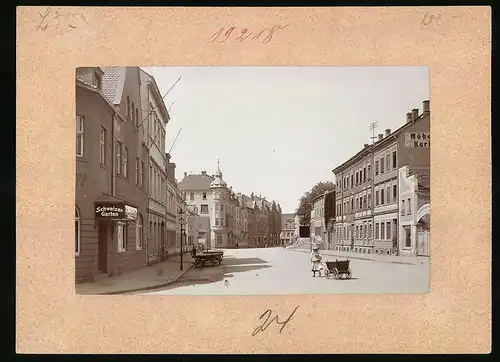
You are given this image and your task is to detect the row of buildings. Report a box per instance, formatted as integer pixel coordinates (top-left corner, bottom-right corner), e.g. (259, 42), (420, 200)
(75, 66), (284, 283)
(178, 165), (283, 249)
(75, 66), (201, 283)
(309, 100), (431, 257)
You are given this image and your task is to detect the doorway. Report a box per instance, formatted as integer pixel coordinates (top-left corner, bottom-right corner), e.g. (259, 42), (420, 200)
(98, 220), (108, 273)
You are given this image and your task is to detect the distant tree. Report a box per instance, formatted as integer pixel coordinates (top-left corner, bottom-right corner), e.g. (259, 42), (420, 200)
(295, 181), (335, 227)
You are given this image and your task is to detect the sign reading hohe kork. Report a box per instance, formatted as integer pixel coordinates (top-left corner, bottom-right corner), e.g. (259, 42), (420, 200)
(95, 202), (125, 219)
(405, 132), (430, 148)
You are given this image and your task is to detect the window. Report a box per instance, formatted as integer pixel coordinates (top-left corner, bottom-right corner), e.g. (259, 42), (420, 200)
(380, 157), (385, 173)
(221, 204), (224, 212)
(136, 108), (139, 127)
(380, 222), (385, 239)
(215, 218), (219, 227)
(367, 164), (371, 179)
(136, 214), (143, 250)
(407, 198), (412, 214)
(140, 161), (144, 187)
(190, 192), (194, 200)
(355, 172), (359, 185)
(350, 175), (353, 187)
(363, 167), (366, 182)
(99, 127), (106, 164)
(93, 72), (102, 89)
(391, 151), (396, 169)
(123, 147), (128, 178)
(126, 96), (130, 118)
(375, 190), (379, 206)
(381, 189), (385, 204)
(117, 223), (128, 252)
(217, 235), (222, 244)
(350, 198), (354, 211)
(363, 195), (367, 209)
(375, 160), (379, 175)
(200, 204), (209, 214)
(116, 141), (122, 175)
(136, 158), (140, 185)
(368, 193), (371, 208)
(375, 223), (380, 239)
(386, 155), (390, 170)
(401, 200), (406, 215)
(131, 102), (135, 123)
(202, 192), (207, 200)
(404, 226), (411, 247)
(76, 115), (84, 157)
(75, 206), (80, 255)
(386, 222), (391, 240)
(393, 184), (397, 200)
(386, 186), (391, 203)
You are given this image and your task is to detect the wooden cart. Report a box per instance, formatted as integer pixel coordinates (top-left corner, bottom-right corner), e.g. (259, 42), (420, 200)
(193, 250), (224, 268)
(325, 259), (352, 279)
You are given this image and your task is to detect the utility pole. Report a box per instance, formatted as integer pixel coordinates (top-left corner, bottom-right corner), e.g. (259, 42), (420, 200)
(369, 121), (378, 252)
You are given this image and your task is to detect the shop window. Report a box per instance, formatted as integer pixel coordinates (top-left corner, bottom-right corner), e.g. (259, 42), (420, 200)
(75, 206), (80, 255)
(117, 223), (128, 252)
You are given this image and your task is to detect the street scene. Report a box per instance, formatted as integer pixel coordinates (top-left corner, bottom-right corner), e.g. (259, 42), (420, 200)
(75, 66), (430, 295)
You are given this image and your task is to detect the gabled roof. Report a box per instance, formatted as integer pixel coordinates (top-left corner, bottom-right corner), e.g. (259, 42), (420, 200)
(179, 174), (215, 191)
(100, 67), (127, 105)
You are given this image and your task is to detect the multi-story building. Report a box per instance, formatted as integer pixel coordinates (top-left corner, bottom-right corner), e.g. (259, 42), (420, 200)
(237, 193), (249, 247)
(246, 200), (257, 247)
(280, 213), (296, 245)
(333, 143), (374, 254)
(310, 193), (326, 247)
(165, 153), (181, 257)
(75, 67), (149, 283)
(139, 69), (170, 264)
(332, 100), (430, 256)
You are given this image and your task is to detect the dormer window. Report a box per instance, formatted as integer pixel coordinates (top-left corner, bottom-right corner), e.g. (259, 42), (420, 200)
(93, 71), (102, 90)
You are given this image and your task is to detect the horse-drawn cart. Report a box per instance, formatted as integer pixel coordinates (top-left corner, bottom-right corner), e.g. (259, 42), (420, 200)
(192, 250), (224, 268)
(325, 259), (352, 279)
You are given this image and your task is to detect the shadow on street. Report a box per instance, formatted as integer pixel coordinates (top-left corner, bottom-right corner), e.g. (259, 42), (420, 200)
(150, 256), (271, 290)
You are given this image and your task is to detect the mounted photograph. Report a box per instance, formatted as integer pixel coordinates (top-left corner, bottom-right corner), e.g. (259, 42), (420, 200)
(74, 66), (430, 296)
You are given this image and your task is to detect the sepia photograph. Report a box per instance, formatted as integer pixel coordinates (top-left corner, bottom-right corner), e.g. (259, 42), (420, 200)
(75, 66), (430, 296)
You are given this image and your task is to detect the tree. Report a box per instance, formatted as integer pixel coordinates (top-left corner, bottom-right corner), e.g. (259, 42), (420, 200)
(295, 181), (335, 227)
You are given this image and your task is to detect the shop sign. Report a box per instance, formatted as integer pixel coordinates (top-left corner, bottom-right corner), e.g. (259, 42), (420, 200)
(125, 205), (138, 221)
(405, 132), (430, 148)
(95, 202), (125, 219)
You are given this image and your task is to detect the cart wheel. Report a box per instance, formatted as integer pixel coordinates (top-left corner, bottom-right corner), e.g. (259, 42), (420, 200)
(347, 268), (352, 279)
(332, 269), (339, 279)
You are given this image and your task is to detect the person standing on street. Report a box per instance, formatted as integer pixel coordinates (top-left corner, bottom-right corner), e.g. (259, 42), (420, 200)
(310, 245), (323, 277)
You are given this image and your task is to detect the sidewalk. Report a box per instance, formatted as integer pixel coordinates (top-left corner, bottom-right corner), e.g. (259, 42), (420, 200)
(76, 254), (195, 295)
(288, 248), (427, 265)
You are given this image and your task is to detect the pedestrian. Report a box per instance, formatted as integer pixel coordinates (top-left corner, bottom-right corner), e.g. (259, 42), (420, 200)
(310, 245), (323, 277)
(191, 245), (197, 258)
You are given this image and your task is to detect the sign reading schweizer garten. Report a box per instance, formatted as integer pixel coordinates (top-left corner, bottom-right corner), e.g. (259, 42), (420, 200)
(405, 132), (430, 148)
(95, 202), (125, 219)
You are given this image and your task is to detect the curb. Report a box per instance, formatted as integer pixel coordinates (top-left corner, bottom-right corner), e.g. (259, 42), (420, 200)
(286, 248), (419, 265)
(98, 263), (195, 295)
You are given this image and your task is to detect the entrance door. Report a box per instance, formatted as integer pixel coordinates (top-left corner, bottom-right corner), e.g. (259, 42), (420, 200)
(98, 221), (108, 273)
(417, 230), (430, 256)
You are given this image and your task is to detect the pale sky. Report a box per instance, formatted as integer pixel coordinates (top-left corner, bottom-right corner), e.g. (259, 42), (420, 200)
(141, 66), (429, 214)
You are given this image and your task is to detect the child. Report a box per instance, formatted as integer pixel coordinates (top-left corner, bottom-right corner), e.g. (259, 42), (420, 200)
(310, 245), (323, 277)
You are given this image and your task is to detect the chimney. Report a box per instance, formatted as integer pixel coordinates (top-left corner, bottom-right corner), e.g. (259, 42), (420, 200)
(412, 108), (419, 120)
(406, 112), (413, 123)
(201, 170), (207, 176)
(385, 128), (391, 137)
(184, 172), (187, 179)
(423, 100), (430, 114)
(364, 143), (369, 148)
(377, 133), (384, 141)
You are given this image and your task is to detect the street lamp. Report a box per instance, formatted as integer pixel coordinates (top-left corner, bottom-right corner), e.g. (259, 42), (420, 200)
(178, 208), (185, 271)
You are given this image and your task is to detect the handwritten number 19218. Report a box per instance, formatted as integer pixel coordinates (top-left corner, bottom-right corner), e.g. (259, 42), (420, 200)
(209, 25), (289, 44)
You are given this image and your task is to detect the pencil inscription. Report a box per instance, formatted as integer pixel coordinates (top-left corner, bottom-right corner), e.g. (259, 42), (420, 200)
(36, 7), (88, 33)
(252, 305), (299, 336)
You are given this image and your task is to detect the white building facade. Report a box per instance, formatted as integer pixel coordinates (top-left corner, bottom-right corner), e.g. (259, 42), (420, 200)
(140, 69), (170, 263)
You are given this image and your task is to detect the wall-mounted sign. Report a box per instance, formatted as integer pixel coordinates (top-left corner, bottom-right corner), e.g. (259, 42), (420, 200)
(95, 202), (125, 219)
(405, 132), (430, 148)
(125, 205), (138, 221)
